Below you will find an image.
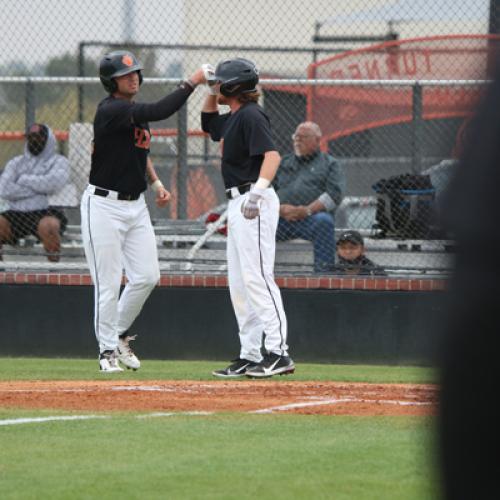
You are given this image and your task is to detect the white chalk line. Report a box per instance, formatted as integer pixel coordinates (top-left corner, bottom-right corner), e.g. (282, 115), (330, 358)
(0, 385), (434, 421)
(251, 397), (433, 414)
(251, 398), (356, 414)
(0, 411), (214, 426)
(0, 415), (109, 426)
(0, 395), (432, 425)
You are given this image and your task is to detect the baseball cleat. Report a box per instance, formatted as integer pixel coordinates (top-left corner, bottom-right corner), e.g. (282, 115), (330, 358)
(212, 358), (259, 378)
(245, 353), (295, 378)
(99, 350), (124, 373)
(117, 334), (141, 370)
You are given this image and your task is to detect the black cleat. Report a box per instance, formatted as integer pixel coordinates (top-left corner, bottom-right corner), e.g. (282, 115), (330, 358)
(245, 353), (295, 378)
(212, 358), (259, 378)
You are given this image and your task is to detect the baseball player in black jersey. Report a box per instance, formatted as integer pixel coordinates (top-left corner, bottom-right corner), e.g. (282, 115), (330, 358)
(81, 50), (207, 372)
(201, 58), (294, 378)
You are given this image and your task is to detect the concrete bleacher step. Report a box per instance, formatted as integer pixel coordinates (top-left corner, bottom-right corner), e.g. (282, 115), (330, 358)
(2, 218), (453, 274)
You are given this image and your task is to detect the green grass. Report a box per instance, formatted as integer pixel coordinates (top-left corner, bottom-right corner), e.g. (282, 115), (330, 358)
(0, 359), (440, 499)
(0, 357), (436, 383)
(0, 412), (439, 500)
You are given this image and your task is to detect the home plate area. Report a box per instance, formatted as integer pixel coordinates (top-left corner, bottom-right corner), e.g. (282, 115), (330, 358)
(0, 381), (437, 416)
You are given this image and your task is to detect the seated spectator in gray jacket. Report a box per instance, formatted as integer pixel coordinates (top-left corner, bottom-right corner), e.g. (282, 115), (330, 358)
(0, 123), (69, 262)
(275, 122), (345, 273)
(333, 230), (386, 276)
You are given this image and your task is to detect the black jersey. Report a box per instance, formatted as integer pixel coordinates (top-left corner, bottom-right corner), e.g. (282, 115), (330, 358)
(201, 102), (276, 189)
(90, 85), (193, 195)
(90, 96), (150, 195)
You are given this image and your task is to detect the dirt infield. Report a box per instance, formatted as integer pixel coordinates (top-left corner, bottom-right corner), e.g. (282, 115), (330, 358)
(0, 380), (437, 416)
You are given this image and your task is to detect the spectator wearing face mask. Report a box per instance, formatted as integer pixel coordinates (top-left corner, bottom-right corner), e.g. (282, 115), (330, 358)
(0, 123), (69, 262)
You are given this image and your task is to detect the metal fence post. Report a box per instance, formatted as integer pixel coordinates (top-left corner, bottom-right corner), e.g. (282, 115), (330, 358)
(77, 43), (85, 122)
(203, 135), (209, 165)
(177, 102), (188, 219)
(411, 82), (423, 173)
(25, 78), (36, 131)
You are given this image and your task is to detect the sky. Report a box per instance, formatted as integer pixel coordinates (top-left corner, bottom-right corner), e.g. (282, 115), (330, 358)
(0, 0), (183, 67)
(322, 0), (490, 25)
(0, 0), (492, 70)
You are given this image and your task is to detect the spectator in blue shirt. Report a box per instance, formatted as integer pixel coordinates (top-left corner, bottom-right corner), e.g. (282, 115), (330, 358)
(275, 122), (345, 273)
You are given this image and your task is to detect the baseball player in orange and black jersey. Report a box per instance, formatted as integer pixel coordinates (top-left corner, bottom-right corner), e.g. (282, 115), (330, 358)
(81, 50), (207, 372)
(201, 58), (294, 378)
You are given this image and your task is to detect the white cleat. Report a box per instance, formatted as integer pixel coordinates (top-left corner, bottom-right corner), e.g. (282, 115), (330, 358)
(117, 334), (141, 370)
(99, 350), (124, 373)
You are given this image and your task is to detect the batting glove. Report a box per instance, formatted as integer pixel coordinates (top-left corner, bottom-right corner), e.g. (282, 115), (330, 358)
(202, 63), (217, 95)
(242, 188), (265, 219)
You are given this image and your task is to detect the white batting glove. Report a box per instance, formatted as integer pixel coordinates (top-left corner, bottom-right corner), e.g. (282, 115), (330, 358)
(202, 63), (217, 95)
(241, 188), (265, 219)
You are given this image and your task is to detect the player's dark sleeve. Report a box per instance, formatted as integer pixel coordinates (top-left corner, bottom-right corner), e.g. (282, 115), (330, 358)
(99, 87), (194, 131)
(131, 86), (194, 123)
(201, 112), (229, 142)
(244, 109), (277, 156)
(97, 98), (135, 131)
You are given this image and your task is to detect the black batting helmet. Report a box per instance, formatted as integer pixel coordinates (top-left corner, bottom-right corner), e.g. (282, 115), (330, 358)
(212, 58), (259, 97)
(99, 50), (143, 93)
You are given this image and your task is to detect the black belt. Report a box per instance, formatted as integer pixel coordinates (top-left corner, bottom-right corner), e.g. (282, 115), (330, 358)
(225, 183), (252, 200)
(93, 188), (140, 201)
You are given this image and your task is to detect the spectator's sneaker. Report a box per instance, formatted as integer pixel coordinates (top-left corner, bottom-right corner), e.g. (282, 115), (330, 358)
(117, 334), (141, 370)
(245, 353), (295, 378)
(212, 358), (259, 378)
(99, 350), (123, 373)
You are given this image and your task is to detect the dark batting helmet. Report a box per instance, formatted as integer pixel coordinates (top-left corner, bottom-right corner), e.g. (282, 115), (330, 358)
(99, 50), (143, 93)
(212, 58), (259, 97)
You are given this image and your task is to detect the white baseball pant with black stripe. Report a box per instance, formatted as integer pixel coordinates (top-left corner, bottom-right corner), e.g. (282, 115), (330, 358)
(80, 185), (160, 353)
(226, 186), (288, 363)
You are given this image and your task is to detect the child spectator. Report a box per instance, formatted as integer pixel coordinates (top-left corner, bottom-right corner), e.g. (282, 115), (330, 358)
(333, 230), (386, 275)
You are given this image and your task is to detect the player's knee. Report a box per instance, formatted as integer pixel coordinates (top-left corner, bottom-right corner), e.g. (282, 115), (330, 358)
(137, 269), (160, 288)
(242, 270), (266, 289)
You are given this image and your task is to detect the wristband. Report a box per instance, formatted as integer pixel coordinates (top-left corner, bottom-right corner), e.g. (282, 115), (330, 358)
(151, 179), (164, 192)
(255, 177), (271, 189)
(180, 79), (197, 91)
(250, 187), (266, 199)
(306, 206), (313, 217)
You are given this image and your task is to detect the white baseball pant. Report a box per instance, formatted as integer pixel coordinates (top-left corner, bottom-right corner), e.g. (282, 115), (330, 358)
(80, 185), (160, 353)
(227, 187), (288, 363)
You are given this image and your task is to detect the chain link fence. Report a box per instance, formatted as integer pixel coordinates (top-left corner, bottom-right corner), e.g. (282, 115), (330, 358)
(1, 0), (499, 275)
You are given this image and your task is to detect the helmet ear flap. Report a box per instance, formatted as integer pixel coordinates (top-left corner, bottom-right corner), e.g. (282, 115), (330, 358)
(100, 76), (118, 94)
(138, 70), (143, 86)
(220, 83), (239, 97)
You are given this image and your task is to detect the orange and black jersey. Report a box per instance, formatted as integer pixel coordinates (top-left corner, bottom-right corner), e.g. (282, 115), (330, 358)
(90, 85), (193, 195)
